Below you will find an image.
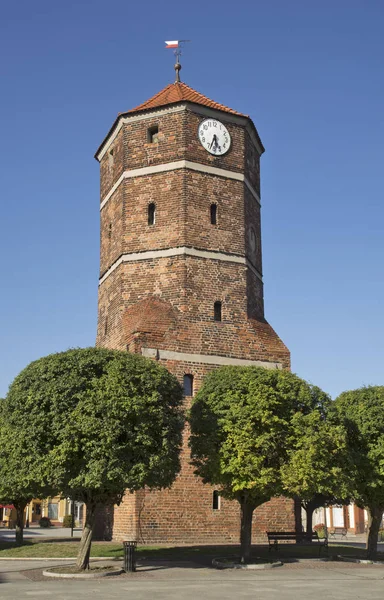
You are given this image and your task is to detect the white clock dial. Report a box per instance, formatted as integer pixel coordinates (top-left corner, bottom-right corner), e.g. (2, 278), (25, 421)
(198, 119), (231, 156)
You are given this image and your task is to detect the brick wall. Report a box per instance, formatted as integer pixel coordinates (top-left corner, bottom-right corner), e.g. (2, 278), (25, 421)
(98, 259), (288, 365)
(110, 394), (297, 544)
(99, 109), (246, 181)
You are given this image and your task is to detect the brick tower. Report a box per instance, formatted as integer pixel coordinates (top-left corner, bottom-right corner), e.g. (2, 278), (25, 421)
(95, 73), (297, 542)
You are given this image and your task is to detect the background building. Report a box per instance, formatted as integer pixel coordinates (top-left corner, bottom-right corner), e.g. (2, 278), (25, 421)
(311, 504), (367, 535)
(0, 497), (84, 529)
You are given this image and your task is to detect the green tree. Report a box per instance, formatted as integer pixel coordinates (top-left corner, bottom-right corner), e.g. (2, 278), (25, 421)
(189, 365), (329, 563)
(335, 386), (384, 560)
(4, 347), (184, 569)
(0, 421), (56, 544)
(281, 408), (352, 533)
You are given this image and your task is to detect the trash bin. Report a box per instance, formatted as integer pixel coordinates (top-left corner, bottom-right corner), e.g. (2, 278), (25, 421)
(123, 540), (137, 572)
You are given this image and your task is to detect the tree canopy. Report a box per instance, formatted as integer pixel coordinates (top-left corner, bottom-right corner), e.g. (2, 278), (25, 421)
(0, 420), (57, 544)
(335, 385), (384, 559)
(280, 407), (352, 533)
(189, 365), (331, 562)
(3, 347), (184, 567)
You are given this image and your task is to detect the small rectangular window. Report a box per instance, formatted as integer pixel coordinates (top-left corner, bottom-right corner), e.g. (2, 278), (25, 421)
(213, 491), (220, 510)
(148, 203), (156, 226)
(214, 301), (222, 322)
(148, 126), (159, 143)
(210, 204), (217, 225)
(183, 374), (193, 396)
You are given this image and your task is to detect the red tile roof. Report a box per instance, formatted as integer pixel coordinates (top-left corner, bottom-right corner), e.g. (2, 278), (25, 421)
(120, 82), (247, 118)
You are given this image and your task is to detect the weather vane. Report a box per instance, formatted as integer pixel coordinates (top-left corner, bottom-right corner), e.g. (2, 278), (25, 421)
(165, 40), (191, 82)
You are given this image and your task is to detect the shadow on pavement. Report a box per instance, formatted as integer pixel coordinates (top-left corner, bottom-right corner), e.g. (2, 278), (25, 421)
(137, 558), (217, 570)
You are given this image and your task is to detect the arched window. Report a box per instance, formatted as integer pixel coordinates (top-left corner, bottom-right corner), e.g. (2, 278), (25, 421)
(183, 374), (194, 396)
(214, 301), (222, 322)
(212, 491), (220, 510)
(210, 203), (217, 225)
(148, 203), (156, 226)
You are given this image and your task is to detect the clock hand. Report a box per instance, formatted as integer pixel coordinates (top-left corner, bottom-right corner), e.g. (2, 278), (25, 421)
(210, 134), (218, 149)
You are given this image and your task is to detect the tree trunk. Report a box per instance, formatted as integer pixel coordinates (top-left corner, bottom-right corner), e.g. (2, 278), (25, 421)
(366, 506), (383, 561)
(305, 505), (315, 535)
(14, 501), (27, 546)
(76, 502), (96, 570)
(239, 494), (255, 564)
(294, 498), (303, 534)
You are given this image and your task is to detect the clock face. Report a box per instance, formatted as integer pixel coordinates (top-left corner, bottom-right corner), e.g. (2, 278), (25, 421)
(198, 119), (231, 156)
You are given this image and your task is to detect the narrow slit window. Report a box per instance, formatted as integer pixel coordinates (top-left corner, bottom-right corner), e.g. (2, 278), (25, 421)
(214, 301), (222, 322)
(183, 374), (194, 396)
(212, 491), (220, 510)
(104, 316), (108, 336)
(148, 203), (156, 226)
(210, 203), (217, 225)
(108, 148), (114, 167)
(147, 126), (159, 143)
(108, 223), (112, 239)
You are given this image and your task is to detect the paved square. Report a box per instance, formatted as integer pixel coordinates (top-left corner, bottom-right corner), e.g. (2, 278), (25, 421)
(1, 558), (384, 600)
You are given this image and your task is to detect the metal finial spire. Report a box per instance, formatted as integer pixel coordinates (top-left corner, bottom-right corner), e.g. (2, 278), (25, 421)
(175, 55), (181, 83)
(165, 40), (191, 83)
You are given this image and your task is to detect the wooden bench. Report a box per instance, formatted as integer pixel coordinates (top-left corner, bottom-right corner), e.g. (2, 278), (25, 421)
(266, 531), (328, 556)
(328, 527), (347, 539)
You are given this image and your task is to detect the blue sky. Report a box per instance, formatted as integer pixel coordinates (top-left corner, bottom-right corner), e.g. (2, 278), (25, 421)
(0, 0), (383, 399)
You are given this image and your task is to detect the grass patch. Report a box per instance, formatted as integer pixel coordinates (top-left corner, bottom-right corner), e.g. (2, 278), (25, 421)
(0, 540), (123, 559)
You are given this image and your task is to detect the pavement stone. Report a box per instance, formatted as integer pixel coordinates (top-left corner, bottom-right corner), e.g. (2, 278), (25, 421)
(1, 557), (384, 600)
(1, 534), (384, 599)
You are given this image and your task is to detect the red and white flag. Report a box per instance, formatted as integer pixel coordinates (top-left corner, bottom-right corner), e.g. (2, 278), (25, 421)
(165, 40), (179, 48)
